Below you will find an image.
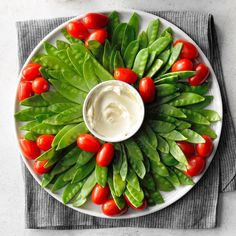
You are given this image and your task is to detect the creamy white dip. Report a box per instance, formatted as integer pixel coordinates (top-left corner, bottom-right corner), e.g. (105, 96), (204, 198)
(84, 81), (144, 142)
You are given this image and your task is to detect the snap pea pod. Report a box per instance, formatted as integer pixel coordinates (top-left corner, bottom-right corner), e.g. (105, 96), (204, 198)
(172, 167), (194, 185)
(44, 151), (62, 168)
(175, 162), (187, 172)
(41, 91), (72, 104)
(144, 189), (164, 205)
(112, 23), (128, 49)
(56, 40), (70, 50)
(168, 92), (205, 107)
(72, 158), (96, 183)
(47, 69), (64, 80)
(36, 147), (58, 161)
(95, 164), (108, 187)
(157, 49), (171, 65)
(153, 173), (175, 192)
(31, 123), (63, 134)
(145, 52), (156, 71)
(143, 156), (150, 173)
(39, 67), (51, 80)
(25, 132), (38, 141)
(156, 134), (169, 153)
(154, 75), (179, 84)
(146, 19), (160, 45)
(35, 114), (51, 122)
(107, 176), (126, 209)
(166, 167), (180, 187)
(49, 79), (87, 104)
(132, 48), (149, 78)
(138, 31), (148, 49)
(62, 179), (86, 204)
(63, 165), (78, 182)
(87, 40), (104, 63)
(77, 151), (94, 166)
(140, 173), (156, 191)
(159, 104), (187, 118)
(128, 12), (140, 37)
(181, 108), (210, 125)
(159, 130), (187, 141)
(31, 53), (45, 63)
(61, 28), (83, 44)
(20, 95), (49, 107)
(73, 171), (96, 207)
(159, 42), (183, 74)
(149, 120), (176, 133)
(109, 46), (117, 73)
(113, 143), (123, 174)
(19, 121), (40, 131)
(126, 168), (140, 191)
(159, 27), (173, 38)
(51, 172), (69, 193)
(143, 124), (158, 149)
(145, 59), (163, 77)
(192, 124), (217, 139)
(44, 42), (59, 56)
(160, 152), (179, 166)
(180, 129), (205, 143)
(156, 83), (179, 97)
(152, 92), (180, 106)
(113, 171), (126, 197)
(177, 82), (209, 95)
(197, 109), (221, 122)
(121, 24), (135, 56)
(56, 50), (75, 69)
(113, 50), (124, 69)
(124, 189), (143, 208)
(158, 70), (196, 80)
(102, 40), (112, 70)
(148, 36), (173, 56)
(57, 122), (88, 150)
(167, 139), (188, 165)
(107, 11), (120, 37)
(123, 40), (139, 68)
(119, 143), (128, 181)
(48, 103), (79, 113)
(185, 95), (213, 110)
(127, 183), (144, 202)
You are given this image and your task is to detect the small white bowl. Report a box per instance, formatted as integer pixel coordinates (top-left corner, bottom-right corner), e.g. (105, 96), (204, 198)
(83, 80), (145, 142)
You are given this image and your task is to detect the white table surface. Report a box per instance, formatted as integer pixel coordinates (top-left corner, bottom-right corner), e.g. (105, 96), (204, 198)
(1, 0), (236, 235)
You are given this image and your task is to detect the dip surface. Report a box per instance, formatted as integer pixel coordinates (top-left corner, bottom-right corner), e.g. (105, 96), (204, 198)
(84, 81), (144, 142)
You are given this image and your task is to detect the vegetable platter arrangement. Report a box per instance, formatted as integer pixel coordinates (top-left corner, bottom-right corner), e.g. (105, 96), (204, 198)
(14, 10), (222, 218)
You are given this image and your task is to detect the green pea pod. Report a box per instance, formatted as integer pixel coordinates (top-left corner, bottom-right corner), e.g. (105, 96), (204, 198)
(20, 95), (49, 107)
(181, 108), (210, 125)
(113, 171), (126, 197)
(149, 36), (172, 56)
(157, 48), (171, 64)
(128, 12), (140, 37)
(39, 67), (51, 80)
(31, 123), (63, 134)
(149, 157), (169, 177)
(113, 143), (123, 173)
(156, 134), (169, 153)
(145, 59), (163, 77)
(156, 84), (179, 97)
(145, 52), (156, 71)
(159, 104), (187, 118)
(120, 143), (128, 181)
(143, 124), (158, 149)
(36, 147), (57, 161)
(124, 189), (143, 208)
(175, 162), (187, 172)
(154, 75), (179, 85)
(109, 46), (117, 73)
(77, 151), (94, 166)
(19, 121), (40, 131)
(35, 114), (51, 122)
(113, 50), (124, 69)
(143, 156), (150, 173)
(166, 167), (180, 187)
(132, 48), (149, 78)
(41, 91), (72, 104)
(145, 189), (164, 205)
(172, 167), (194, 185)
(159, 42), (183, 74)
(192, 124), (217, 139)
(159, 27), (173, 38)
(31, 53), (45, 63)
(153, 173), (175, 192)
(73, 171), (96, 207)
(61, 28), (83, 44)
(57, 122), (88, 150)
(160, 152), (179, 166)
(178, 82), (209, 95)
(138, 31), (148, 49)
(152, 93), (180, 106)
(49, 79), (87, 104)
(48, 103), (79, 113)
(127, 183), (144, 202)
(149, 120), (176, 133)
(197, 110), (221, 122)
(51, 172), (69, 193)
(44, 151), (62, 168)
(25, 132), (38, 141)
(108, 176), (126, 210)
(185, 96), (213, 110)
(158, 70), (196, 80)
(140, 173), (156, 191)
(102, 40), (112, 70)
(59, 146), (82, 167)
(146, 19), (160, 45)
(167, 139), (188, 165)
(159, 130), (187, 141)
(47, 69), (64, 80)
(181, 129), (205, 143)
(44, 41), (58, 56)
(123, 40), (139, 68)
(63, 165), (78, 182)
(56, 50), (74, 69)
(107, 11), (120, 37)
(95, 164), (108, 187)
(112, 23), (128, 49)
(121, 24), (135, 56)
(87, 40), (104, 63)
(62, 179), (86, 204)
(126, 168), (140, 191)
(56, 40), (70, 50)
(72, 158), (95, 183)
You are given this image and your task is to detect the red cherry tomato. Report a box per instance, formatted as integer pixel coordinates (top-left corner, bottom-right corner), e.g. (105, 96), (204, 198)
(77, 134), (101, 153)
(186, 156), (206, 177)
(66, 20), (89, 40)
(188, 63), (210, 86)
(102, 199), (128, 216)
(91, 184), (110, 205)
(85, 29), (108, 47)
(21, 63), (41, 81)
(124, 195), (147, 211)
(138, 77), (156, 103)
(174, 39), (198, 59)
(196, 135), (213, 158)
(82, 13), (109, 29)
(19, 137), (41, 160)
(114, 68), (138, 84)
(36, 134), (54, 151)
(176, 141), (195, 158)
(96, 143), (115, 167)
(32, 77), (49, 94)
(33, 160), (51, 175)
(171, 59), (193, 72)
(17, 81), (34, 101)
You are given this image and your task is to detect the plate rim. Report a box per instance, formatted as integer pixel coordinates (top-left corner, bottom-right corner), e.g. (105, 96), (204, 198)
(14, 8), (223, 219)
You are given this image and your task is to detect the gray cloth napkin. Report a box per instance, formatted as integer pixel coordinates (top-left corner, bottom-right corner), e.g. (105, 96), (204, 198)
(16, 11), (236, 229)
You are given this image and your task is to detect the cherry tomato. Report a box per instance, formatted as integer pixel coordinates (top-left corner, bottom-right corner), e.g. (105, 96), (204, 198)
(96, 143), (115, 167)
(102, 199), (128, 216)
(36, 134), (54, 151)
(176, 141), (195, 158)
(124, 195), (147, 211)
(17, 81), (34, 101)
(138, 77), (156, 103)
(82, 13), (109, 29)
(171, 59), (193, 72)
(19, 137), (40, 160)
(186, 156), (206, 177)
(174, 39), (198, 59)
(85, 29), (108, 47)
(196, 135), (213, 158)
(33, 160), (51, 175)
(188, 63), (210, 86)
(91, 184), (110, 205)
(21, 63), (41, 81)
(114, 68), (138, 84)
(66, 20), (89, 40)
(32, 77), (49, 94)
(77, 134), (101, 153)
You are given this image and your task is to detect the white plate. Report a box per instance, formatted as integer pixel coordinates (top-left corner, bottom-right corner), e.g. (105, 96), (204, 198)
(14, 9), (223, 219)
